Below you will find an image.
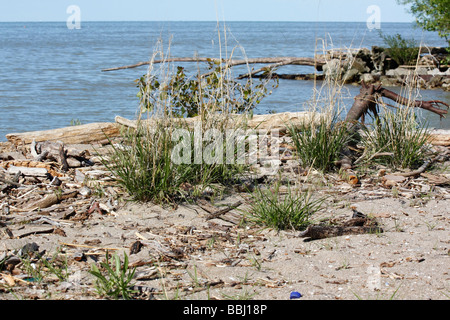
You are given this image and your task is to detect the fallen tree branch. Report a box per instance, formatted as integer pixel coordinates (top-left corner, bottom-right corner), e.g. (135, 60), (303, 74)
(197, 199), (243, 221)
(236, 58), (320, 79)
(205, 201), (243, 221)
(393, 159), (432, 177)
(345, 81), (449, 124)
(299, 216), (383, 241)
(102, 57), (325, 72)
(379, 88), (449, 119)
(298, 225), (383, 241)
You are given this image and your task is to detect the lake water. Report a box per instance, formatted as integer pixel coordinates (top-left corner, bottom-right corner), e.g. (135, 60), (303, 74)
(1, 21), (449, 141)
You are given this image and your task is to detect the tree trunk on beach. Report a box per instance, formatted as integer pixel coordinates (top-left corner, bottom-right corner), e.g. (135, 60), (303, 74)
(345, 81), (449, 124)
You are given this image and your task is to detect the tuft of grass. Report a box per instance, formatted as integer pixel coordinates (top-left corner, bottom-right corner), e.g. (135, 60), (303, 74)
(103, 121), (185, 203)
(246, 181), (323, 232)
(103, 119), (248, 204)
(288, 113), (352, 172)
(360, 107), (430, 170)
(89, 252), (137, 300)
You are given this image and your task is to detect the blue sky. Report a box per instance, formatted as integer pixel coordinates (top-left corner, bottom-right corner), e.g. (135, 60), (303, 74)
(0, 0), (415, 22)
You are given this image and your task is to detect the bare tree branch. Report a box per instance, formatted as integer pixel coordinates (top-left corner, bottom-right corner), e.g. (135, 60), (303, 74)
(102, 57), (326, 72)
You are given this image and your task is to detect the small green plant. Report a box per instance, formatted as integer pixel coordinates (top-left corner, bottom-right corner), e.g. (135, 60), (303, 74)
(70, 119), (83, 126)
(136, 63), (277, 118)
(248, 254), (263, 271)
(288, 113), (352, 172)
(41, 250), (69, 282)
(221, 272), (257, 300)
(380, 33), (420, 65)
(247, 181), (323, 231)
(20, 256), (45, 284)
(360, 107), (430, 169)
(89, 252), (137, 300)
(221, 287), (257, 300)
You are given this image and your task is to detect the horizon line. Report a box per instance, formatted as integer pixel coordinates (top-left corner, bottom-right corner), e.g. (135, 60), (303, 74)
(0, 19), (416, 24)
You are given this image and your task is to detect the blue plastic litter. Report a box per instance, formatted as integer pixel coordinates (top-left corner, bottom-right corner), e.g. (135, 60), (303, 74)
(290, 291), (302, 299)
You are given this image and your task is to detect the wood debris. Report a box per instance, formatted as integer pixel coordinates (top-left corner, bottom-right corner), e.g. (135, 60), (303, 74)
(0, 121), (449, 300)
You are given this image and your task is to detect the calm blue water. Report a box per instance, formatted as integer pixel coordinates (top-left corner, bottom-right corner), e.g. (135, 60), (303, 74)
(1, 21), (449, 141)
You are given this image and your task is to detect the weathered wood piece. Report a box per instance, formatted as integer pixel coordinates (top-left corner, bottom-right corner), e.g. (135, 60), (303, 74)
(299, 216), (383, 241)
(7, 166), (48, 177)
(115, 111), (322, 133)
(102, 57), (326, 72)
(6, 122), (120, 145)
(427, 129), (450, 146)
(299, 225), (383, 241)
(26, 190), (78, 210)
(205, 201), (243, 221)
(16, 227), (56, 239)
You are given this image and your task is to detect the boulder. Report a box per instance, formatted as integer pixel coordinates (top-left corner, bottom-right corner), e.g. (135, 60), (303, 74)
(386, 67), (414, 77)
(427, 75), (444, 89)
(322, 59), (346, 79)
(343, 68), (360, 83)
(350, 58), (369, 73)
(360, 73), (375, 84)
(380, 76), (400, 87)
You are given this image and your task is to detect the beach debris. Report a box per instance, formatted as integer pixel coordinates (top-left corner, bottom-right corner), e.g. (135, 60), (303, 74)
(298, 213), (383, 241)
(290, 291), (303, 299)
(0, 116), (449, 300)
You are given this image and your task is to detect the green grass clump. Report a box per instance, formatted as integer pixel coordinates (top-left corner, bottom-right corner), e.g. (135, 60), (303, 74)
(361, 107), (430, 169)
(104, 123), (179, 203)
(288, 113), (352, 172)
(104, 119), (247, 204)
(247, 182), (323, 231)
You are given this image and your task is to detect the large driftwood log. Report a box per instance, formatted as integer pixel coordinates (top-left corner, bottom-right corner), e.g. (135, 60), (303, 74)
(428, 129), (450, 146)
(115, 112), (323, 133)
(6, 122), (120, 145)
(102, 57), (326, 72)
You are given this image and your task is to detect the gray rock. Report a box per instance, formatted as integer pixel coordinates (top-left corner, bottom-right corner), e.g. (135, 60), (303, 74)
(350, 58), (369, 73)
(343, 68), (360, 83)
(428, 75), (444, 88)
(323, 59), (346, 79)
(386, 67), (413, 77)
(380, 76), (400, 87)
(360, 73), (375, 83)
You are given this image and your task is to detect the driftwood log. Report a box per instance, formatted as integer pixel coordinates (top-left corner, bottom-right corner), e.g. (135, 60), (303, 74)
(6, 122), (120, 145)
(299, 215), (383, 241)
(26, 190), (78, 211)
(114, 112), (322, 133)
(345, 81), (449, 124)
(102, 57), (326, 72)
